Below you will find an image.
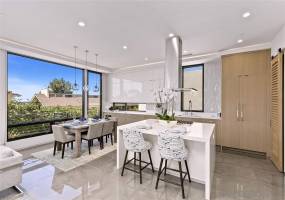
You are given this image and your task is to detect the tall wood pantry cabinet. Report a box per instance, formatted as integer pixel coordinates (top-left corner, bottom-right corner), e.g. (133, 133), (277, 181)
(221, 50), (271, 154)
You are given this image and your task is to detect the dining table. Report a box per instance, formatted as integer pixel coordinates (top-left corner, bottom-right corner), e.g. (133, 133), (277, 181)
(58, 118), (117, 158)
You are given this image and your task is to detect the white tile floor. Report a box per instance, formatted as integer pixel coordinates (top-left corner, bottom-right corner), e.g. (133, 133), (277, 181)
(0, 143), (284, 200)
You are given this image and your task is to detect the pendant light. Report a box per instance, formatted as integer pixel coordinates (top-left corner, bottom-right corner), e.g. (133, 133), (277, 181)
(94, 53), (100, 92)
(72, 46), (79, 91)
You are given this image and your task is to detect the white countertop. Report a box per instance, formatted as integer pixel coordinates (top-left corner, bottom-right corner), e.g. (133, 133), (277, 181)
(117, 120), (215, 142)
(105, 110), (221, 120)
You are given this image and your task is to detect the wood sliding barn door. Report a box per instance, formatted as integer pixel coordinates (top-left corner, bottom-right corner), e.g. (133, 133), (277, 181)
(271, 51), (284, 172)
(222, 50), (270, 153)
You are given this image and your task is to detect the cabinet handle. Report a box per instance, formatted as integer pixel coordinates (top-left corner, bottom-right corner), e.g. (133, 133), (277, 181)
(240, 104), (244, 121)
(236, 103), (240, 121)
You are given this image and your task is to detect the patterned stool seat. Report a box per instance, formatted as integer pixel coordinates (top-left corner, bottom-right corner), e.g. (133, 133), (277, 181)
(122, 128), (152, 152)
(156, 130), (191, 199)
(158, 131), (189, 161)
(121, 128), (154, 184)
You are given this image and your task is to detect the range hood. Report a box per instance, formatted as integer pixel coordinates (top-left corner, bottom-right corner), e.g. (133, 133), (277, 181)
(164, 35), (197, 92)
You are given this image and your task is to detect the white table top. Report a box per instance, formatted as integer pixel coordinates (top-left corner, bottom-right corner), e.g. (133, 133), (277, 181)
(118, 120), (215, 143)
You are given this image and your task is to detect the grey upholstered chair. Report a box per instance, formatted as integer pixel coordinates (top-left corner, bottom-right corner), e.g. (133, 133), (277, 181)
(121, 128), (154, 184)
(101, 121), (114, 147)
(81, 123), (104, 154)
(155, 131), (191, 199)
(52, 125), (75, 159)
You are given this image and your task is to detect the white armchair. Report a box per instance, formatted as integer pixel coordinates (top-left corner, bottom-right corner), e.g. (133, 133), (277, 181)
(0, 145), (23, 192)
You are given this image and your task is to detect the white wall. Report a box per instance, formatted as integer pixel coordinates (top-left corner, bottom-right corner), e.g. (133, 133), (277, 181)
(272, 25), (285, 56)
(107, 56), (222, 113)
(271, 24), (285, 171)
(107, 63), (165, 103)
(0, 49), (7, 145)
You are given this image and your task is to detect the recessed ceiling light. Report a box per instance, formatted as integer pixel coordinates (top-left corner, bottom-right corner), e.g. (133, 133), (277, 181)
(123, 45), (128, 50)
(237, 39), (243, 43)
(144, 57), (149, 61)
(183, 50), (188, 53)
(242, 12), (251, 18)
(168, 33), (175, 37)
(78, 21), (86, 27)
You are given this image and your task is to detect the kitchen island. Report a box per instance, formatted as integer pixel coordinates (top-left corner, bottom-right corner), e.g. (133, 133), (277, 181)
(117, 120), (216, 200)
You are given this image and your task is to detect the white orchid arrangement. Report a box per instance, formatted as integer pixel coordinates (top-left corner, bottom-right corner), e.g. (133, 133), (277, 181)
(154, 88), (177, 121)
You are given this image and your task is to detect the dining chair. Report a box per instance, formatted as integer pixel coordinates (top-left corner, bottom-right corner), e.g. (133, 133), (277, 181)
(101, 121), (114, 148)
(121, 128), (154, 184)
(52, 125), (75, 159)
(155, 131), (191, 199)
(81, 123), (104, 154)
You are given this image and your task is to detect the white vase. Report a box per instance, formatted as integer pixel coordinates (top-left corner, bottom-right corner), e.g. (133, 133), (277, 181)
(159, 120), (177, 128)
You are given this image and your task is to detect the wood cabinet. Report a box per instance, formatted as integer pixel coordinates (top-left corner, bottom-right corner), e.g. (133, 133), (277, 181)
(221, 50), (271, 154)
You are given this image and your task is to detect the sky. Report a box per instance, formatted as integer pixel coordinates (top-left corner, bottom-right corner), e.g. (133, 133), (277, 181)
(8, 53), (101, 101)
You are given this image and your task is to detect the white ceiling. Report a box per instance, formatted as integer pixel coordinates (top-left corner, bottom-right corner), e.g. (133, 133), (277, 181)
(1, 0), (285, 69)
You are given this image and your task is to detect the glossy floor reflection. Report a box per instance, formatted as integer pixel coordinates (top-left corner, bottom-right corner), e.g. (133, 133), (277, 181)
(2, 148), (285, 200)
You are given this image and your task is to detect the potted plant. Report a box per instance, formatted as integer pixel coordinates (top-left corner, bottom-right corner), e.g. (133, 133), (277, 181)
(154, 88), (177, 127)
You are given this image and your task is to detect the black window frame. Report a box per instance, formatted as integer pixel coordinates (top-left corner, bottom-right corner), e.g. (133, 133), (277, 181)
(6, 52), (102, 141)
(87, 70), (103, 118)
(181, 64), (204, 112)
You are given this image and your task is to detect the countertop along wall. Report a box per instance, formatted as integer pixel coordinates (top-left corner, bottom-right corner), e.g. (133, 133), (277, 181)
(106, 57), (222, 113)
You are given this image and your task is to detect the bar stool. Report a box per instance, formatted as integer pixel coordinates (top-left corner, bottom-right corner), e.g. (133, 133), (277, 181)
(121, 128), (154, 184)
(155, 131), (191, 199)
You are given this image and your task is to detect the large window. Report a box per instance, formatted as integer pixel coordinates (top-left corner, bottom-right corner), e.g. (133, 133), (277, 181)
(181, 64), (204, 112)
(87, 71), (102, 118)
(7, 52), (94, 141)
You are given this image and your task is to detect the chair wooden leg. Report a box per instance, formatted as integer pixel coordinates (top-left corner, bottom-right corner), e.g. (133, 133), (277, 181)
(155, 158), (164, 189)
(148, 150), (154, 173)
(53, 141), (57, 156)
(134, 152), (136, 166)
(179, 161), (185, 199)
(164, 160), (168, 176)
(184, 160), (191, 182)
(71, 142), (73, 150)
(121, 150), (129, 176)
(88, 140), (91, 154)
(100, 137), (103, 149)
(110, 134), (113, 145)
(61, 143), (65, 159)
(139, 152), (142, 184)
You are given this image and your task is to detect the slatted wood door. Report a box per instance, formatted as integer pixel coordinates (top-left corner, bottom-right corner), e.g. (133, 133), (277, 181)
(271, 51), (284, 172)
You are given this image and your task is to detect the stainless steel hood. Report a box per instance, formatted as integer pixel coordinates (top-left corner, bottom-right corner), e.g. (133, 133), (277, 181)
(164, 35), (197, 92)
(164, 35), (182, 89)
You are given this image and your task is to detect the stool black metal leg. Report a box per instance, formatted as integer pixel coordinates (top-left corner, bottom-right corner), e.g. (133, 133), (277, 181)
(155, 158), (164, 189)
(148, 150), (154, 173)
(178, 161), (185, 199)
(61, 143), (65, 159)
(134, 152), (136, 166)
(121, 150), (129, 176)
(71, 142), (73, 150)
(164, 160), (168, 176)
(53, 141), (57, 156)
(184, 160), (191, 182)
(139, 152), (142, 184)
(111, 134), (113, 145)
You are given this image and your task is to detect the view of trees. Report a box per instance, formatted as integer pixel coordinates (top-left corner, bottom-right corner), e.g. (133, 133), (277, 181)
(48, 78), (73, 94)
